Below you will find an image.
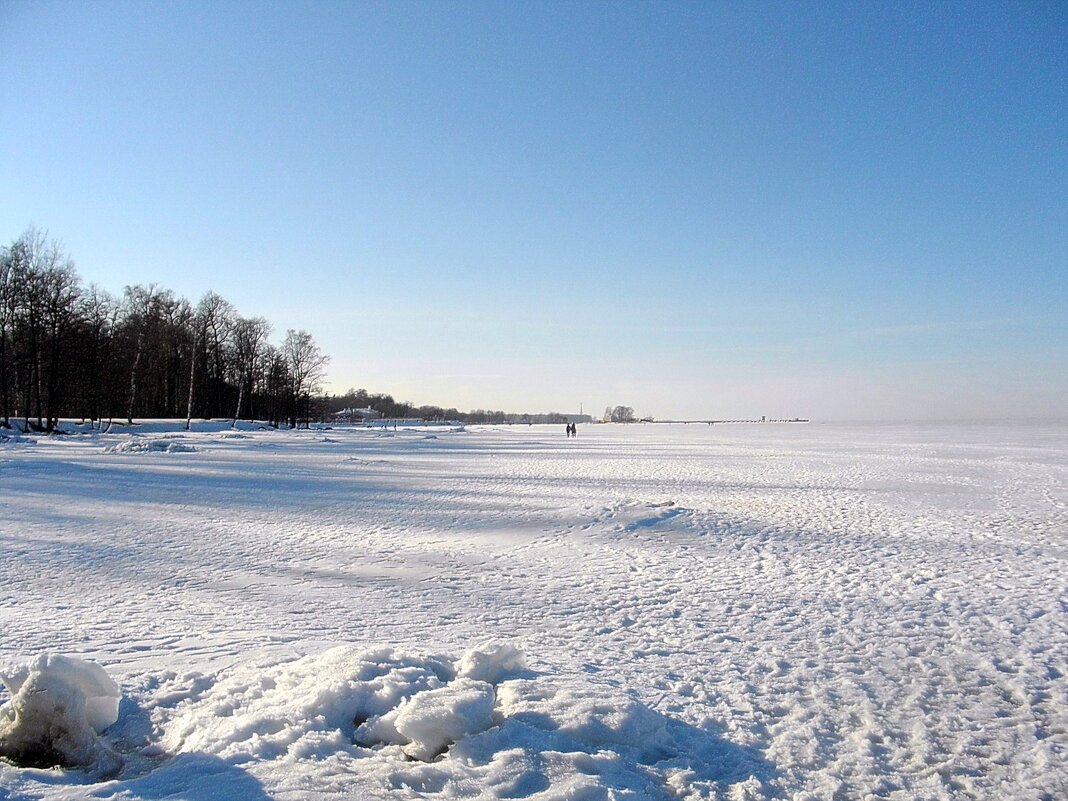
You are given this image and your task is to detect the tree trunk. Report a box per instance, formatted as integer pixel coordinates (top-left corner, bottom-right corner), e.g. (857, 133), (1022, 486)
(33, 350), (44, 429)
(185, 337), (197, 431)
(0, 324), (9, 427)
(126, 332), (143, 425)
(232, 374), (245, 428)
(44, 320), (61, 432)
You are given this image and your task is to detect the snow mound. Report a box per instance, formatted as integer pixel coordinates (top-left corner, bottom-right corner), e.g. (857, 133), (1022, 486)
(161, 641), (526, 764)
(162, 645), (456, 760)
(105, 439), (197, 454)
(456, 639), (526, 684)
(447, 679), (735, 798)
(155, 641), (747, 796)
(0, 654), (122, 778)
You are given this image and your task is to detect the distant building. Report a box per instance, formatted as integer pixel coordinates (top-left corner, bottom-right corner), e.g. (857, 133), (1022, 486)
(333, 407), (380, 424)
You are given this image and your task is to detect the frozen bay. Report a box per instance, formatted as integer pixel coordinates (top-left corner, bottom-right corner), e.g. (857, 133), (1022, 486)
(1, 420), (1065, 799)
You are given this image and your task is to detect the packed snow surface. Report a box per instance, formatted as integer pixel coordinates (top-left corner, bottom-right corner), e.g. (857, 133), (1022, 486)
(0, 420), (1065, 799)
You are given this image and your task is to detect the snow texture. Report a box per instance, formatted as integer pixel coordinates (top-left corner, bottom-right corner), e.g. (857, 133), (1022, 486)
(0, 419), (1065, 800)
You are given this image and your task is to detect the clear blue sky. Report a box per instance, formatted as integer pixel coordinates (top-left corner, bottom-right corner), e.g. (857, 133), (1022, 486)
(2, 1), (1065, 420)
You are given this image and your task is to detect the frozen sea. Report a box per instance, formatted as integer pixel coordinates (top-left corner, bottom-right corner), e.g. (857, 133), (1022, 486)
(0, 420), (1065, 800)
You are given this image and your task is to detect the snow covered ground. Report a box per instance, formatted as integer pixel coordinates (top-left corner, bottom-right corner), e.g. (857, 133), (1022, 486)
(0, 419), (1065, 800)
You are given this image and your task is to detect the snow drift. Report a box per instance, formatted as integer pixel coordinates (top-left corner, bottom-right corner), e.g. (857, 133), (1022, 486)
(105, 438), (196, 454)
(157, 640), (742, 798)
(0, 654), (122, 778)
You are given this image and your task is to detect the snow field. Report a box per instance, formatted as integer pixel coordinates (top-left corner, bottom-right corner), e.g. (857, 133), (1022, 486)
(0, 420), (1065, 799)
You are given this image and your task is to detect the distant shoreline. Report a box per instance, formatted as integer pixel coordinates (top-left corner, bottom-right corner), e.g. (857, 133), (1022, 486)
(643, 418), (810, 425)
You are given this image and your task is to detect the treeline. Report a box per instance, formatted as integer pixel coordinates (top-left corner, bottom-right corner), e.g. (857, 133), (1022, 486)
(324, 388), (462, 421)
(0, 227), (328, 431)
(323, 389), (583, 425)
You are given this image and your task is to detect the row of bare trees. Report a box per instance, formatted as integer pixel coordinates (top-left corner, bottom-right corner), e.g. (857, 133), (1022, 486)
(0, 228), (328, 432)
(322, 389), (580, 426)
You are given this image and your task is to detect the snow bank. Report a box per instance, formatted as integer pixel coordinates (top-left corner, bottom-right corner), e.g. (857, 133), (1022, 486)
(105, 438), (197, 454)
(71, 419), (270, 435)
(162, 645), (457, 760)
(163, 643), (529, 764)
(0, 654), (122, 778)
(155, 640), (737, 797)
(0, 645), (743, 796)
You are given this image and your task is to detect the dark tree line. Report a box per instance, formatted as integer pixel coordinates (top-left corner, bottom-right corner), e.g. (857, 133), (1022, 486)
(322, 388), (582, 426)
(1, 228), (328, 431)
(324, 388), (463, 422)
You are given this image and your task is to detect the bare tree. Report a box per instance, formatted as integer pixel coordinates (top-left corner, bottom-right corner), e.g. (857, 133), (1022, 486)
(8, 231), (48, 429)
(282, 329), (328, 428)
(76, 285), (119, 427)
(261, 344), (289, 428)
(0, 241), (17, 426)
(231, 315), (271, 426)
(121, 284), (186, 423)
(0, 228), (80, 431)
(38, 247), (80, 431)
(0, 229), (335, 430)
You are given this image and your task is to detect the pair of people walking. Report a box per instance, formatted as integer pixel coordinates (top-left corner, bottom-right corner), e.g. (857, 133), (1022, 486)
(565, 422), (577, 437)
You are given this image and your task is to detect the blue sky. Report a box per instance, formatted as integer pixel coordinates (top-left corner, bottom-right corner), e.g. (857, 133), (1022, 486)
(2, 1), (1065, 420)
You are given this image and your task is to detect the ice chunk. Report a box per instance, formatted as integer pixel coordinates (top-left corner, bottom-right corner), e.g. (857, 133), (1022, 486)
(379, 678), (496, 761)
(455, 640), (525, 684)
(0, 654), (122, 777)
(0, 654), (119, 734)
